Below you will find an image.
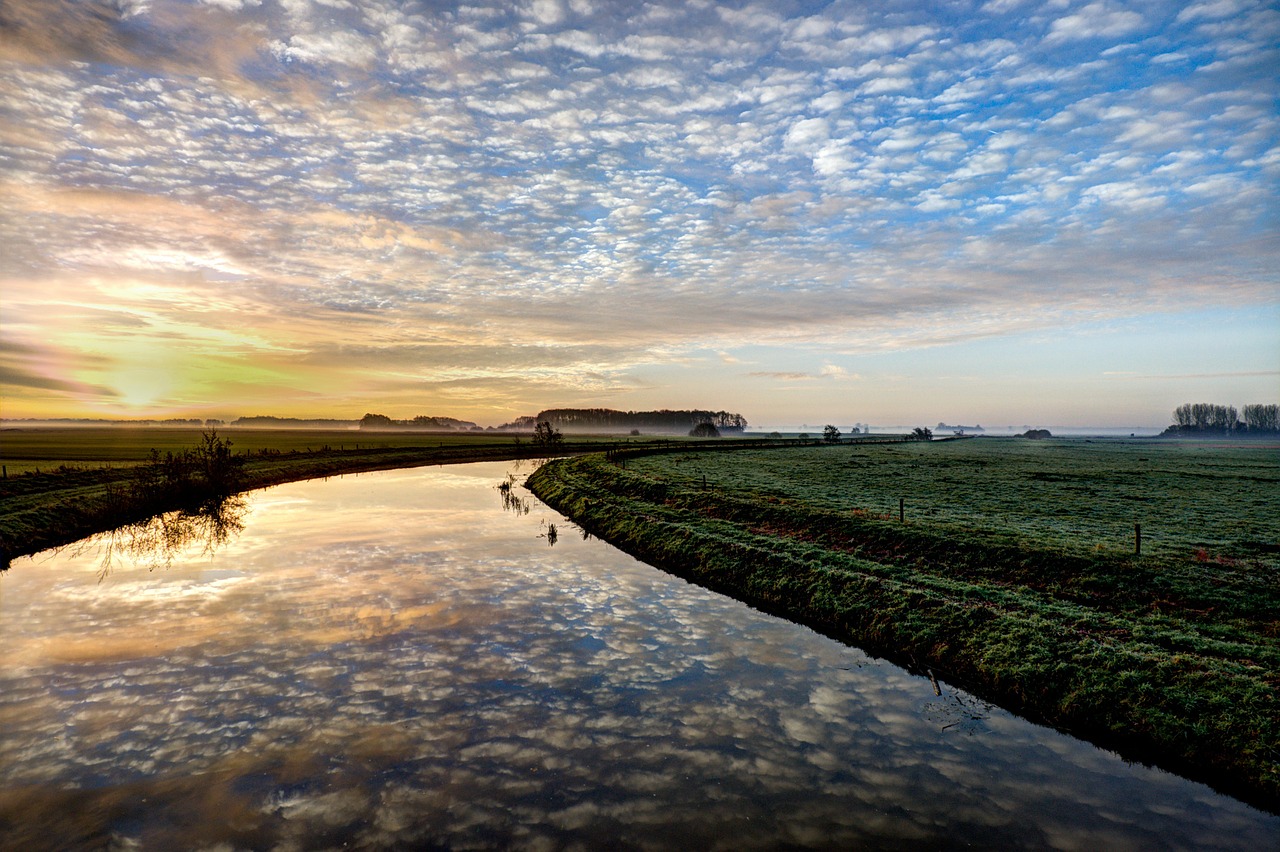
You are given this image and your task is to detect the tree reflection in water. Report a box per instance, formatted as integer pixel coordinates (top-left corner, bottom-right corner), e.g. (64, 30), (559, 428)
(496, 474), (530, 515)
(80, 496), (249, 581)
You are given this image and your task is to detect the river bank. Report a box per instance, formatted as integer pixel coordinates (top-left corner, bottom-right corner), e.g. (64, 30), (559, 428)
(0, 429), (874, 567)
(0, 440), (589, 567)
(526, 448), (1280, 814)
(8, 460), (1274, 848)
(6, 433), (1277, 813)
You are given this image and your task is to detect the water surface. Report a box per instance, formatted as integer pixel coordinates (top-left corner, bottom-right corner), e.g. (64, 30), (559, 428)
(1, 462), (1275, 849)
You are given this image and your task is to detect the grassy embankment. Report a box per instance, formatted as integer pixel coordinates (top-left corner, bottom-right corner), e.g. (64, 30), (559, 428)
(526, 439), (1280, 812)
(0, 427), (645, 565)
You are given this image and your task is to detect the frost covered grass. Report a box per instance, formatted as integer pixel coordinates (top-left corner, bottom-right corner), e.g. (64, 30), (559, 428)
(632, 438), (1280, 565)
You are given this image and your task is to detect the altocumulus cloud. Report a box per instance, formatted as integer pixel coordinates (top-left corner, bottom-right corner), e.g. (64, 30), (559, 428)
(0, 0), (1276, 419)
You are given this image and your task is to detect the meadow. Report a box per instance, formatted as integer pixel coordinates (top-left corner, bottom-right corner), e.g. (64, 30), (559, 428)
(630, 437), (1280, 565)
(0, 427), (532, 475)
(527, 437), (1280, 811)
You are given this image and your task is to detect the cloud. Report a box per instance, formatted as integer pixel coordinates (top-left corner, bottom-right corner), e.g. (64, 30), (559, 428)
(1045, 2), (1146, 42)
(270, 31), (378, 68)
(0, 366), (121, 398)
(1175, 0), (1253, 24)
(747, 365), (851, 382)
(0, 340), (121, 400)
(0, 0), (1276, 421)
(749, 371), (818, 381)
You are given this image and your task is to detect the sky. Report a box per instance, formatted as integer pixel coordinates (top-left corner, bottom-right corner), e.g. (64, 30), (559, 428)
(1, 0), (1277, 431)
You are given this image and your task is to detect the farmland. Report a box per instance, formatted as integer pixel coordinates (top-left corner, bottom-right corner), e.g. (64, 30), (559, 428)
(630, 437), (1280, 565)
(526, 438), (1280, 811)
(0, 427), (531, 476)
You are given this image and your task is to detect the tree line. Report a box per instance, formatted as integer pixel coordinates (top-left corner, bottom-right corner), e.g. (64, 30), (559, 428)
(359, 413), (482, 431)
(531, 408), (748, 433)
(1164, 403), (1279, 435)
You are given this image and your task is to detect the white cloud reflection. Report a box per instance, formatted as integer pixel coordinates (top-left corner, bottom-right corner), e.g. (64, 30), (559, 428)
(1, 463), (1275, 849)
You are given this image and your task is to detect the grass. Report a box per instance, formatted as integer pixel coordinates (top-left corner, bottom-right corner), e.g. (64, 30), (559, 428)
(0, 427), (545, 475)
(629, 437), (1280, 564)
(526, 438), (1280, 813)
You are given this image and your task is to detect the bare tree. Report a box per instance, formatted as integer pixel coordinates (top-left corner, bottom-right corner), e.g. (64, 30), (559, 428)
(1242, 404), (1279, 432)
(532, 421), (563, 448)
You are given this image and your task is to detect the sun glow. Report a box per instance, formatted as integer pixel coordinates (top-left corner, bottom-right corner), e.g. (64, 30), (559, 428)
(111, 365), (175, 410)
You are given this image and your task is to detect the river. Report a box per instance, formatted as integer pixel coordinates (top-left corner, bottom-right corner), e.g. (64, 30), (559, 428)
(1, 461), (1275, 849)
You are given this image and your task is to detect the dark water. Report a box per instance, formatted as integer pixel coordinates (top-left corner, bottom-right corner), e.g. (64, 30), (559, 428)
(1, 462), (1275, 850)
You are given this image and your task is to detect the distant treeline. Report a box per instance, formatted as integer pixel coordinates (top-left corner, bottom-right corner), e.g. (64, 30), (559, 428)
(937, 422), (985, 433)
(1163, 403), (1279, 436)
(3, 417), (212, 427)
(359, 413), (482, 431)
(525, 408), (748, 433)
(230, 416), (357, 428)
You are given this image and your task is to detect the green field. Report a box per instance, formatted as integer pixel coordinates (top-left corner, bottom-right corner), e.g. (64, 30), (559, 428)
(0, 427), (531, 475)
(527, 438), (1280, 811)
(630, 438), (1280, 566)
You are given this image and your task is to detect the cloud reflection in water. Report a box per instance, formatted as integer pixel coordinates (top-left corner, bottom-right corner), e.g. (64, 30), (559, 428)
(0, 463), (1275, 850)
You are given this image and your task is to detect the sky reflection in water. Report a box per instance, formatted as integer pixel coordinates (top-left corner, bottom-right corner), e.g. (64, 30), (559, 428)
(1, 462), (1276, 850)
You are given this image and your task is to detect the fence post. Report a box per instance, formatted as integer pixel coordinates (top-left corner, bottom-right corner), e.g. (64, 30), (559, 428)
(899, 497), (905, 523)
(1134, 523), (1142, 556)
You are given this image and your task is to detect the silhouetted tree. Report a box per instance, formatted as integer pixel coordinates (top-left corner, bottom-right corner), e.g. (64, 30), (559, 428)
(532, 421), (563, 448)
(689, 422), (721, 438)
(197, 428), (240, 496)
(1169, 403), (1251, 434)
(822, 424), (841, 443)
(1242, 404), (1279, 432)
(911, 427), (933, 441)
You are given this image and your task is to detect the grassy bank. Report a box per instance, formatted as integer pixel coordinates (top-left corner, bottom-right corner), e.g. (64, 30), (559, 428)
(526, 442), (1280, 813)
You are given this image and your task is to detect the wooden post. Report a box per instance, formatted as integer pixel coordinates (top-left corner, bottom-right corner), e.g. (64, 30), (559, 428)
(899, 497), (905, 523)
(1135, 523), (1142, 556)
(2, 465), (6, 479)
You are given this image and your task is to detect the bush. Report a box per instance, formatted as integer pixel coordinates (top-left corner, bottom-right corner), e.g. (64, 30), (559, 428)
(689, 422), (721, 438)
(130, 429), (241, 508)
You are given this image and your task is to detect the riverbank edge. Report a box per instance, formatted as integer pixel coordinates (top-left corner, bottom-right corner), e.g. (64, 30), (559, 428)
(525, 452), (1279, 815)
(0, 434), (884, 566)
(0, 443), (598, 567)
